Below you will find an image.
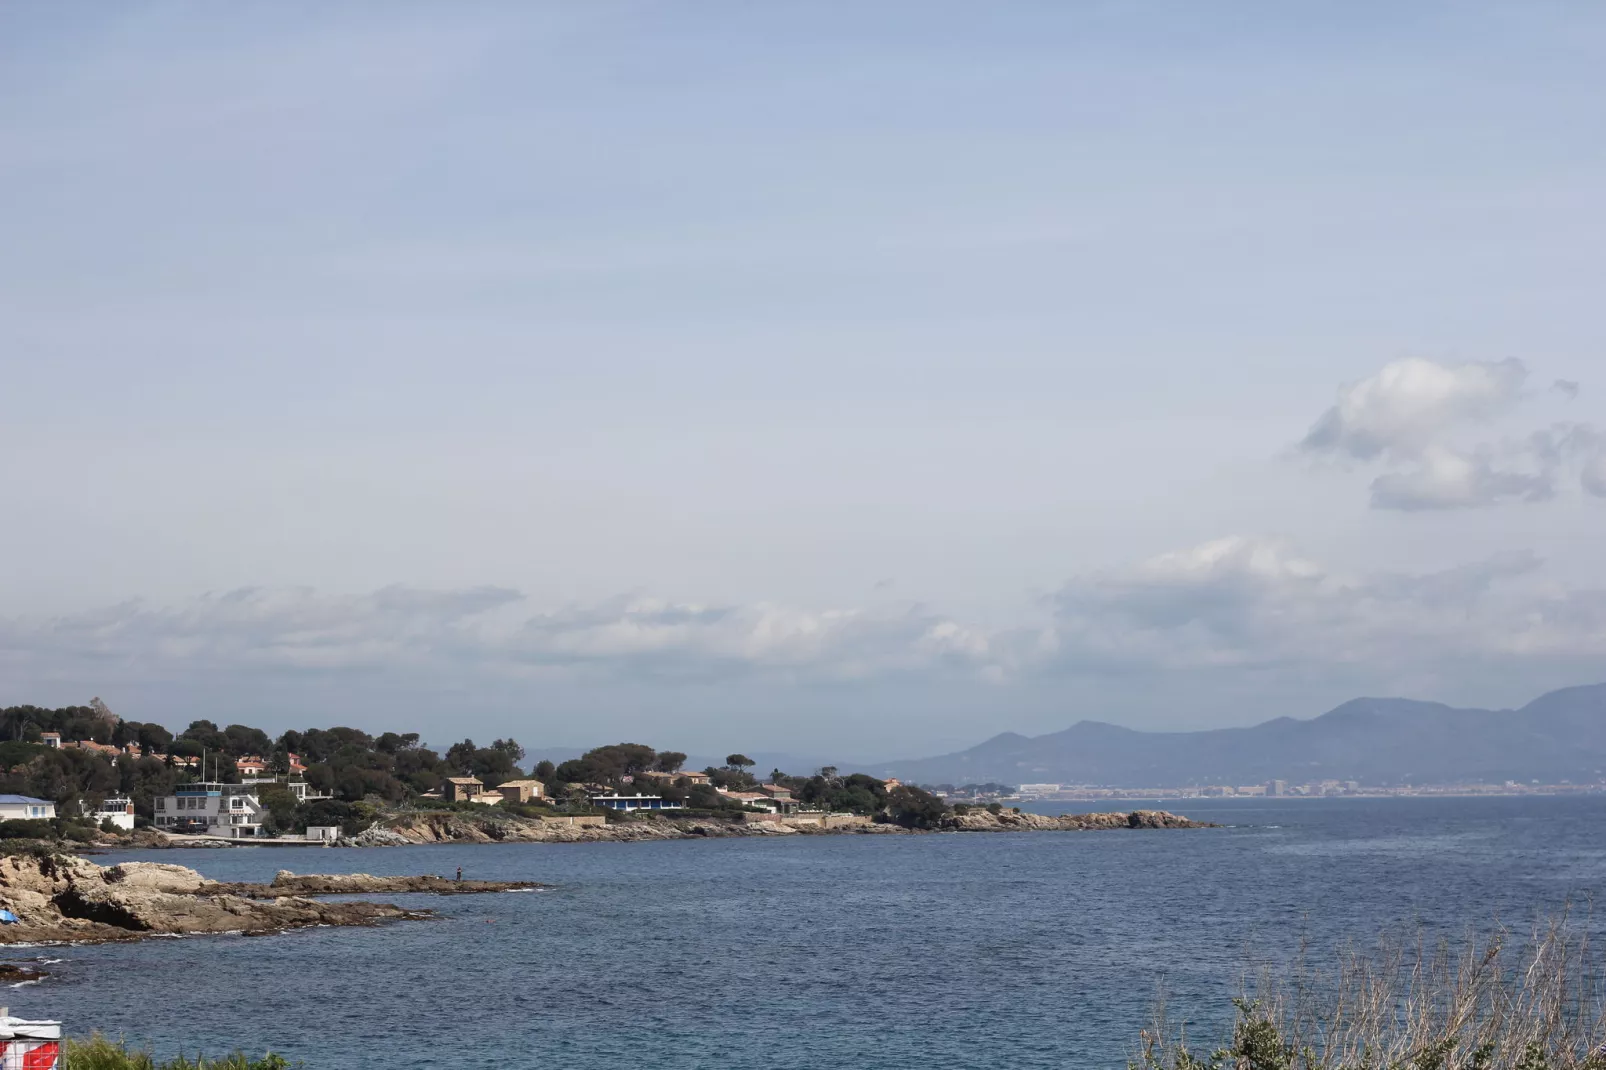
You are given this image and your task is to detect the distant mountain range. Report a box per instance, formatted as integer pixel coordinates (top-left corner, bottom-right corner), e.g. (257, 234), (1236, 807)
(876, 683), (1606, 788)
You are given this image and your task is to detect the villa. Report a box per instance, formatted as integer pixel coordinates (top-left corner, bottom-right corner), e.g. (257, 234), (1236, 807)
(589, 794), (685, 812)
(153, 782), (267, 838)
(0, 795), (55, 821)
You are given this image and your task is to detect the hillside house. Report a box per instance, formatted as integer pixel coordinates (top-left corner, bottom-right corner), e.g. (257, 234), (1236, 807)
(39, 733), (60, 749)
(86, 796), (135, 830)
(0, 795), (56, 821)
(443, 776), (484, 803)
(717, 790), (779, 813)
(236, 756), (268, 777)
(496, 780), (546, 804)
(754, 783), (798, 814)
(679, 771), (713, 786)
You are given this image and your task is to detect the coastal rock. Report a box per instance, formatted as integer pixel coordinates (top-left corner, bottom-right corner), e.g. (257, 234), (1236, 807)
(943, 809), (1215, 832)
(0, 854), (536, 946)
(210, 871), (546, 897)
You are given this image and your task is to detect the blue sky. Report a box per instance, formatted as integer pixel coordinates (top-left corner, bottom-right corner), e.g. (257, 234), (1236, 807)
(3, 3), (1604, 760)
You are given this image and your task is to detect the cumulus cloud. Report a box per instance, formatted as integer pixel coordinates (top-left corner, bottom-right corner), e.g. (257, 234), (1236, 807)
(1301, 357), (1527, 461)
(1554, 379), (1581, 399)
(1301, 358), (1603, 509)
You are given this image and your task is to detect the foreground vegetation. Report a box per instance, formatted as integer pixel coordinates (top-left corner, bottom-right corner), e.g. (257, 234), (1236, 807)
(1135, 915), (1606, 1070)
(65, 1036), (289, 1069)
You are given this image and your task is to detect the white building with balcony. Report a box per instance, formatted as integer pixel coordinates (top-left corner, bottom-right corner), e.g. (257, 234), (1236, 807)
(153, 782), (267, 838)
(85, 796), (135, 830)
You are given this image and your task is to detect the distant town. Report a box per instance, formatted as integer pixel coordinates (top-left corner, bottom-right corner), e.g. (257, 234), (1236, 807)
(932, 777), (1606, 803)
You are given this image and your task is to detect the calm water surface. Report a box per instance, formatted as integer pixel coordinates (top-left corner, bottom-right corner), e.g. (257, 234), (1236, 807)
(9, 796), (1606, 1069)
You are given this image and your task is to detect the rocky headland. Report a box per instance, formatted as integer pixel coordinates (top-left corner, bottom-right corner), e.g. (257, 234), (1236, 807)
(0, 854), (539, 946)
(348, 807), (1213, 846)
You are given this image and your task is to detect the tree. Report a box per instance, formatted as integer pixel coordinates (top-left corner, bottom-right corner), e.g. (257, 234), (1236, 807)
(445, 739), (478, 773)
(726, 754), (754, 771)
(533, 760), (555, 780)
(180, 720), (227, 751)
(223, 724), (272, 757)
(491, 738), (526, 763)
(884, 785), (949, 829)
(654, 751), (687, 774)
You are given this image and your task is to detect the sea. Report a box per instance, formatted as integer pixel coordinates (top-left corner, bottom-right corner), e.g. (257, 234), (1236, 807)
(8, 795), (1606, 1069)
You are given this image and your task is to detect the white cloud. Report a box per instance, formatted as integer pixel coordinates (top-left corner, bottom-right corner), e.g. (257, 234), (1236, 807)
(1300, 357), (1527, 461)
(1300, 358), (1604, 510)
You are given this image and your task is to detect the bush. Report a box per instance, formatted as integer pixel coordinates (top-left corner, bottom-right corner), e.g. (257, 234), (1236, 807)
(65, 1035), (293, 1069)
(1134, 915), (1606, 1070)
(57, 821), (97, 844)
(0, 819), (53, 840)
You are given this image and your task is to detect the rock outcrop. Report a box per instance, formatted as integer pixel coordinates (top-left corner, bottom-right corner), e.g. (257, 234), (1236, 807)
(943, 808), (1214, 832)
(211, 870), (546, 898)
(0, 854), (537, 946)
(363, 808), (1210, 845)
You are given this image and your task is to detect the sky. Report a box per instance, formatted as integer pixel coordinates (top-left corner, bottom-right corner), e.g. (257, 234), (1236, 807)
(2, 3), (1604, 761)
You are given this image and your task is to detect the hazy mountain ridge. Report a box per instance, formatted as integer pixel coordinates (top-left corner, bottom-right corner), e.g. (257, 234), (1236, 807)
(879, 684), (1606, 787)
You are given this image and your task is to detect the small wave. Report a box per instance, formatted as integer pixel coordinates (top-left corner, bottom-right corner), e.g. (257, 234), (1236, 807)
(35, 958), (62, 965)
(8, 979), (41, 989)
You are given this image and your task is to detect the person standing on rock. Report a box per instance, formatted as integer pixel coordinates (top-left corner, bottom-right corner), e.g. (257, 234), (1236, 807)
(456, 866), (462, 881)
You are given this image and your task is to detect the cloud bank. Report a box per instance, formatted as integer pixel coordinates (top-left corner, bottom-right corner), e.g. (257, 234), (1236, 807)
(4, 537), (1601, 735)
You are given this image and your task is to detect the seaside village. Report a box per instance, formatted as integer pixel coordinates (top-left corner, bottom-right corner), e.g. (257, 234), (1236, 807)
(0, 728), (884, 843)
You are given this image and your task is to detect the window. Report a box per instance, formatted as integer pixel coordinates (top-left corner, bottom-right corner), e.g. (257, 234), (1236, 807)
(156, 798), (166, 810)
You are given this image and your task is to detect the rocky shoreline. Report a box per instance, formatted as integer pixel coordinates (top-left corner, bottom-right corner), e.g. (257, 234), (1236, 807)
(345, 807), (1213, 846)
(0, 854), (539, 947)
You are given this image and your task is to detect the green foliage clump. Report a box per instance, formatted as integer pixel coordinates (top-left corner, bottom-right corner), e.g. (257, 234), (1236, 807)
(882, 784), (950, 829)
(0, 819), (53, 840)
(65, 1035), (292, 1069)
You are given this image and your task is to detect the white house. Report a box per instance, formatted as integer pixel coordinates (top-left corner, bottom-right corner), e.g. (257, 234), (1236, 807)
(85, 796), (136, 831)
(153, 783), (267, 838)
(589, 793), (685, 812)
(0, 795), (56, 821)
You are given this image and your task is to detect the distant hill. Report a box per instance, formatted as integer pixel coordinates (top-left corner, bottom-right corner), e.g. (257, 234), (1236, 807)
(877, 684), (1606, 787)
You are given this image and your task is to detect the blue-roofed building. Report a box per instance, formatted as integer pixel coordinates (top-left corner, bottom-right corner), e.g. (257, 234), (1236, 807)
(0, 796), (56, 821)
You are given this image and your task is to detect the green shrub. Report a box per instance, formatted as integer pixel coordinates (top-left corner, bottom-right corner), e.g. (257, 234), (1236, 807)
(0, 818), (53, 840)
(58, 821), (97, 843)
(65, 1035), (293, 1069)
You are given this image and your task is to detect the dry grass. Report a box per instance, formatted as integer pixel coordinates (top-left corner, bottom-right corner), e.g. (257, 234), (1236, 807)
(1134, 914), (1606, 1070)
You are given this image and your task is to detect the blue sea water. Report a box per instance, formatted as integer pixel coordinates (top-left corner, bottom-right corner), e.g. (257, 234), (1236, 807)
(7, 795), (1606, 1069)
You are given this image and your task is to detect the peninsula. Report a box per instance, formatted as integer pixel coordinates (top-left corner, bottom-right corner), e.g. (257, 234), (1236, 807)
(0, 703), (1211, 849)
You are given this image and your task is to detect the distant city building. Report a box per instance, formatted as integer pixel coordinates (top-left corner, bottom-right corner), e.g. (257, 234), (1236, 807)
(1266, 780), (1288, 796)
(1016, 784), (1061, 796)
